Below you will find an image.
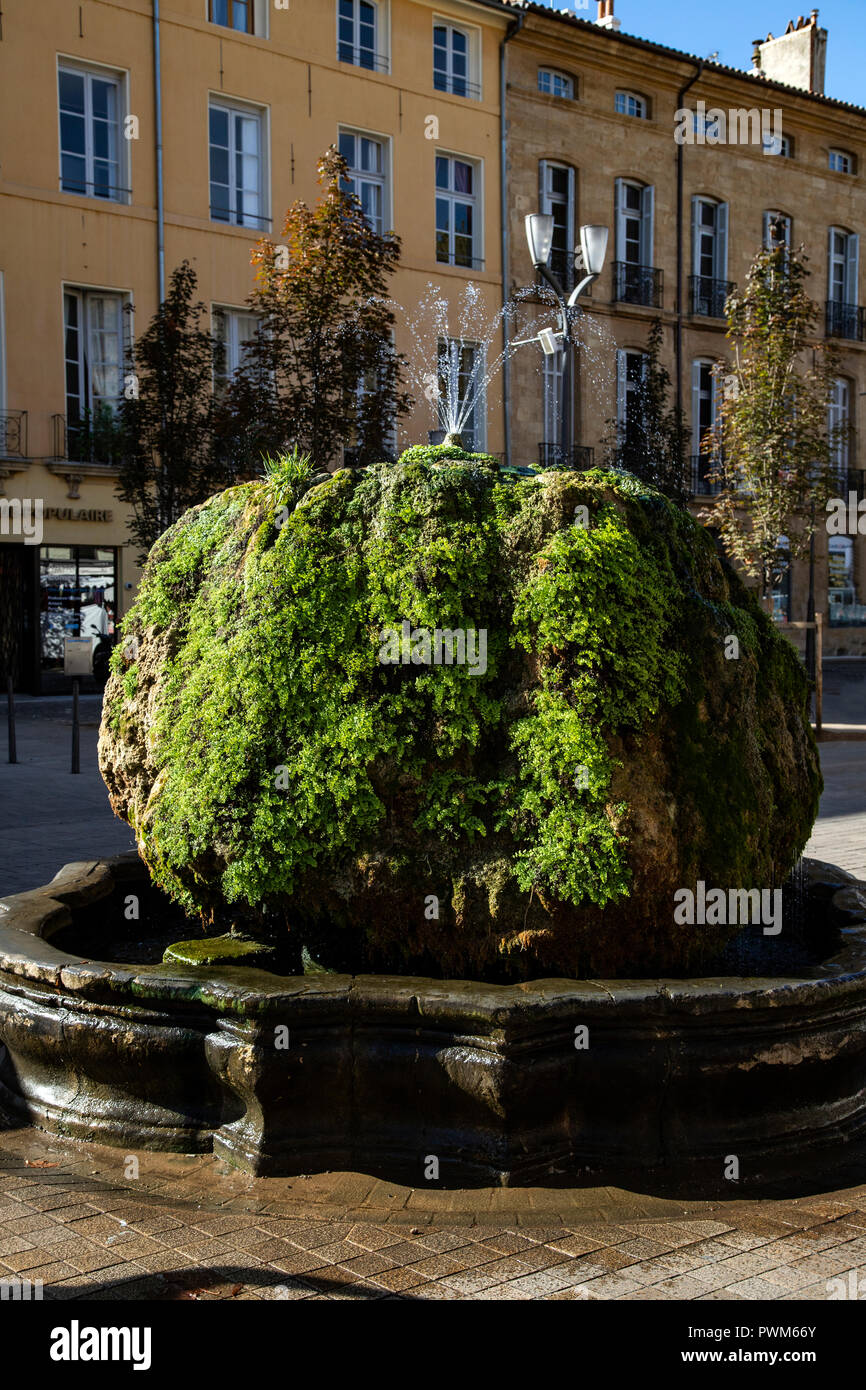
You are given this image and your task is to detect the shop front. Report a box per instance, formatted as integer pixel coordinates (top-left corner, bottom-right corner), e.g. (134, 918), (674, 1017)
(0, 464), (138, 693)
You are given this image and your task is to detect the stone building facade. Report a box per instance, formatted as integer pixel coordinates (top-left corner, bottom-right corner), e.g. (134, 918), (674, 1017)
(502, 1), (866, 653)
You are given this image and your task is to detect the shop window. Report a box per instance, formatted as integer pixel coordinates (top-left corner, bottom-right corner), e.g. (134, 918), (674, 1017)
(39, 545), (117, 673)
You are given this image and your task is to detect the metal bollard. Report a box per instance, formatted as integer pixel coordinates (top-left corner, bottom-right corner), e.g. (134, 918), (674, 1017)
(6, 676), (15, 765)
(71, 678), (80, 775)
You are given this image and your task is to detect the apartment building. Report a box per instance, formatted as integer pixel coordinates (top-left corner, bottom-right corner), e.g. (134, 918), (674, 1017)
(0, 0), (510, 691)
(502, 2), (866, 653)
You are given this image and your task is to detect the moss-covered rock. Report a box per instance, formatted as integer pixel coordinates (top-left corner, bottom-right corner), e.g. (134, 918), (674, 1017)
(98, 454), (821, 979)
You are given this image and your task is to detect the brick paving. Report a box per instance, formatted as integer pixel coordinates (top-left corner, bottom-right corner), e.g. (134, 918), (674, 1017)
(1, 1126), (866, 1301)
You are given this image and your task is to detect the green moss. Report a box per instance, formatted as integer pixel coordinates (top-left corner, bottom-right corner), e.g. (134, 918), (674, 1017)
(104, 451), (820, 977)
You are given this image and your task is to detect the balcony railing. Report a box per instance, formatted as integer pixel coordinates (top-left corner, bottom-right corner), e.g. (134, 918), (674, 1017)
(51, 413), (126, 466)
(689, 275), (734, 319)
(537, 443), (595, 470)
(433, 73), (481, 100)
(613, 262), (663, 308)
(688, 454), (725, 497)
(337, 45), (390, 74)
(825, 301), (866, 341)
(0, 410), (28, 459)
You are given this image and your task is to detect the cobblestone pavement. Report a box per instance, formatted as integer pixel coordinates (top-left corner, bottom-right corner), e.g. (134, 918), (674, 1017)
(1, 1127), (866, 1302)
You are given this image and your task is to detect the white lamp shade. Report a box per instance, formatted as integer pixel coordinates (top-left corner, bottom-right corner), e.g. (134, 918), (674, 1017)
(579, 224), (609, 277)
(538, 328), (560, 356)
(525, 213), (554, 267)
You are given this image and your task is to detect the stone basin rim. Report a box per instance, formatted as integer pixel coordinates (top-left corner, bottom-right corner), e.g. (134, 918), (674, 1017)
(1, 852), (865, 1016)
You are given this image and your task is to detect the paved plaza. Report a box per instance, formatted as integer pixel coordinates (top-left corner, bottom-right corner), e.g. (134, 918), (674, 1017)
(1, 669), (865, 1301)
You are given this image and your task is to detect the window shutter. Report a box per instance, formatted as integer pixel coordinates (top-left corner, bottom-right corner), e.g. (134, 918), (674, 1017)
(641, 184), (654, 266)
(691, 359), (703, 454)
(762, 211), (772, 249)
(715, 202), (729, 280)
(845, 233), (860, 305)
(539, 160), (549, 211)
(615, 178), (625, 261)
(567, 165), (575, 249)
(691, 196), (701, 276)
(616, 349), (628, 435)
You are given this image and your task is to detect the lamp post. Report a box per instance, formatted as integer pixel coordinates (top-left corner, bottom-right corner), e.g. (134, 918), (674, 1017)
(525, 216), (608, 465)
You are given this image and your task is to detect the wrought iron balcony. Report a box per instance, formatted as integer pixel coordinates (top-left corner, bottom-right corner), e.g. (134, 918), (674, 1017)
(0, 410), (28, 459)
(537, 443), (594, 470)
(51, 413), (126, 466)
(689, 275), (734, 319)
(825, 301), (866, 341)
(433, 72), (481, 100)
(613, 262), (663, 309)
(337, 45), (390, 74)
(688, 454), (725, 497)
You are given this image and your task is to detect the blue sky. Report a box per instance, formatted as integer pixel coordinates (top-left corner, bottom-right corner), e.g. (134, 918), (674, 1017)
(550, 1), (864, 107)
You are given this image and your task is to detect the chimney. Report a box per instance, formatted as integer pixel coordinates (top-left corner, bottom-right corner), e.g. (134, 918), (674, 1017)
(753, 10), (827, 93)
(595, 1), (621, 32)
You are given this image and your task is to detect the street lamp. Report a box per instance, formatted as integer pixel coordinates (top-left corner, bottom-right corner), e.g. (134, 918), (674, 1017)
(524, 216), (608, 465)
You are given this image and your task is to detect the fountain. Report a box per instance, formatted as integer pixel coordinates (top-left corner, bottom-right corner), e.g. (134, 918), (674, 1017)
(1, 340), (866, 1190)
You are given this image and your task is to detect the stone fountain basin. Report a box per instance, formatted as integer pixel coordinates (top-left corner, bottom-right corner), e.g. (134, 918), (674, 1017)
(1, 853), (866, 1187)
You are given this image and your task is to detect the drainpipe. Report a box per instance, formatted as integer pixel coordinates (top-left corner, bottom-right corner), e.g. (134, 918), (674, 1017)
(500, 12), (524, 467)
(153, 0), (166, 304)
(675, 59), (703, 456)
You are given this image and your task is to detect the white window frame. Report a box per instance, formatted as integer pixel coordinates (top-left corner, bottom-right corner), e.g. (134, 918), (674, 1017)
(337, 0), (389, 74)
(615, 179), (654, 267)
(338, 128), (391, 236)
(437, 338), (486, 451)
(208, 95), (269, 230)
(206, 0), (268, 37)
(212, 305), (260, 389)
(829, 377), (851, 480)
(828, 227), (859, 306)
(762, 131), (792, 157)
(615, 91), (647, 119)
(435, 153), (482, 270)
(62, 285), (129, 439)
(433, 19), (480, 101)
(763, 210), (792, 249)
(538, 68), (574, 100)
(691, 359), (718, 456)
(58, 58), (129, 204)
(539, 160), (575, 284)
(616, 348), (647, 445)
(829, 149), (854, 175)
(691, 196), (729, 281)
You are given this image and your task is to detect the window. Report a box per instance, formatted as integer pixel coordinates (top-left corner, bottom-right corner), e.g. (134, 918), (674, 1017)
(614, 180), (657, 304)
(58, 63), (125, 202)
(828, 377), (852, 482)
(338, 0), (387, 73)
(763, 211), (792, 249)
(209, 100), (267, 228)
(690, 359), (722, 494)
(772, 537), (791, 623)
(435, 155), (480, 268)
(828, 535), (863, 626)
(213, 306), (259, 390)
(433, 23), (478, 99)
(438, 339), (485, 450)
(828, 228), (859, 305)
(63, 289), (126, 460)
(539, 161), (575, 288)
(208, 0), (253, 33)
(339, 130), (389, 235)
(539, 69), (574, 100)
(616, 349), (647, 455)
(691, 197), (729, 315)
(615, 91), (647, 119)
(39, 546), (118, 673)
(762, 132), (791, 157)
(829, 149), (854, 174)
(542, 351), (564, 449)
